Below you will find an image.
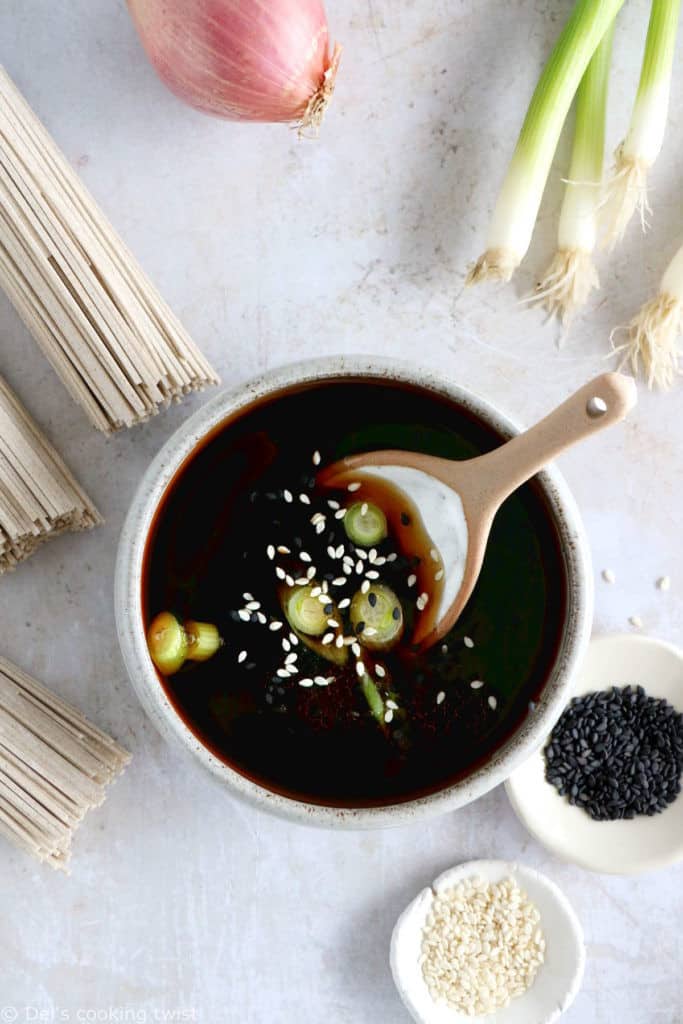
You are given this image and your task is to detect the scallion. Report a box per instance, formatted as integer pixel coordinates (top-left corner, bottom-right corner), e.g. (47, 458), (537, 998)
(532, 22), (614, 324)
(360, 672), (386, 725)
(467, 0), (624, 284)
(350, 584), (404, 651)
(147, 612), (188, 676)
(284, 585), (329, 636)
(184, 620), (222, 662)
(344, 501), (388, 547)
(601, 0), (681, 248)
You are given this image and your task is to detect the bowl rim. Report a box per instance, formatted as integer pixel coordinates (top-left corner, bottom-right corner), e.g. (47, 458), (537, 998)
(115, 355), (594, 828)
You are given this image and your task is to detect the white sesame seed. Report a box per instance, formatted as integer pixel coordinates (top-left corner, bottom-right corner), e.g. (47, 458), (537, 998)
(335, 544), (345, 558)
(311, 512), (324, 523)
(243, 592), (254, 601)
(356, 660), (365, 677)
(300, 551), (312, 563)
(238, 650), (247, 663)
(285, 574), (295, 587)
(657, 575), (671, 591)
(386, 553), (397, 562)
(317, 593), (329, 604)
(356, 548), (368, 560)
(488, 696), (498, 710)
(375, 664), (386, 678)
(289, 632), (298, 644)
(287, 664), (298, 675)
(343, 563), (353, 575)
(364, 626), (378, 637)
(348, 482), (361, 492)
(335, 508), (347, 519)
(282, 639), (291, 652)
(327, 618), (340, 628)
(310, 586), (322, 597)
(471, 679), (484, 689)
(285, 653), (297, 665)
(266, 545), (275, 560)
(332, 577), (347, 587)
(368, 548), (377, 562)
(238, 609), (251, 621)
(335, 635), (345, 648)
(356, 560), (364, 574)
(361, 502), (368, 515)
(275, 567), (286, 580)
(327, 545), (337, 559)
(257, 612), (267, 624)
(629, 615), (643, 628)
(384, 709), (394, 723)
(269, 621), (283, 631)
(312, 450), (321, 466)
(386, 699), (398, 710)
(283, 489), (293, 503)
(430, 548), (439, 562)
(441, 644), (448, 654)
(352, 642), (361, 657)
(374, 556), (386, 566)
(328, 499), (340, 510)
(434, 569), (444, 581)
(343, 636), (355, 646)
(299, 493), (311, 505)
(294, 577), (308, 586)
(299, 678), (314, 688)
(314, 675), (331, 686)
(361, 580), (371, 594)
(322, 633), (334, 645)
(277, 545), (291, 554)
(338, 598), (351, 609)
(464, 636), (474, 648)
(246, 601), (260, 611)
(416, 593), (428, 611)
(407, 574), (417, 588)
(436, 691), (446, 705)
(315, 521), (326, 534)
(277, 669), (289, 678)
(306, 566), (316, 579)
(366, 569), (379, 580)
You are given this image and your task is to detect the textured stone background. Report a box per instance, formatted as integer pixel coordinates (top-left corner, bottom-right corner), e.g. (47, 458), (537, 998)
(0, 1), (681, 1021)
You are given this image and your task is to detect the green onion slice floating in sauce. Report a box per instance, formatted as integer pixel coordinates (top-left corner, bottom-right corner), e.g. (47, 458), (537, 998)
(184, 620), (222, 662)
(284, 585), (329, 636)
(360, 672), (385, 725)
(344, 501), (387, 547)
(147, 611), (188, 676)
(350, 584), (404, 651)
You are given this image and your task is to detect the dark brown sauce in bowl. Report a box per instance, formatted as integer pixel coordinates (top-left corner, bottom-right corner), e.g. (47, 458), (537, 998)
(142, 378), (568, 808)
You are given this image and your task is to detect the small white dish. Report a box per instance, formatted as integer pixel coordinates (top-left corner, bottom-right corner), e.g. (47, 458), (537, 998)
(506, 634), (683, 875)
(390, 859), (585, 1024)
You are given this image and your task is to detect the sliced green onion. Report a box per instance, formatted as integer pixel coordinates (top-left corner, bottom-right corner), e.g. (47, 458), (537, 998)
(147, 611), (187, 676)
(616, 240), (683, 389)
(350, 584), (404, 651)
(344, 501), (387, 547)
(284, 585), (328, 636)
(602, 0), (680, 248)
(280, 585), (348, 665)
(532, 22), (613, 325)
(360, 672), (385, 725)
(184, 620), (222, 662)
(467, 0), (624, 284)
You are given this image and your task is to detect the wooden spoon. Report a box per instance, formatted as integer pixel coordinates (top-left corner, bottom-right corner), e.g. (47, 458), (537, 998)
(319, 373), (637, 651)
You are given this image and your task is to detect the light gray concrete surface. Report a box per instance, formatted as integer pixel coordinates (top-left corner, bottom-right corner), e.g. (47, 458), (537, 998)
(0, 2), (681, 1022)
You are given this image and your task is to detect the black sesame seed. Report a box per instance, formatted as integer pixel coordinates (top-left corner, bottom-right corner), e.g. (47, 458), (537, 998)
(400, 512), (410, 526)
(392, 606), (401, 620)
(368, 592), (377, 607)
(355, 621), (365, 634)
(544, 685), (683, 821)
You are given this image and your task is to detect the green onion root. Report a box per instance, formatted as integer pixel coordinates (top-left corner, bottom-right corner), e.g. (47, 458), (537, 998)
(614, 241), (683, 389)
(532, 23), (614, 325)
(601, 0), (681, 249)
(360, 672), (386, 725)
(467, 0), (624, 284)
(147, 612), (188, 676)
(184, 620), (222, 662)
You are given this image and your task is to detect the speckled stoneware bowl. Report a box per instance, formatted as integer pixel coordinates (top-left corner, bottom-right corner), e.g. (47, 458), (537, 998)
(115, 356), (593, 828)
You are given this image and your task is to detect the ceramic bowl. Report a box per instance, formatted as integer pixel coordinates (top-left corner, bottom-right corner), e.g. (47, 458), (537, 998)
(115, 356), (593, 827)
(506, 633), (683, 874)
(390, 859), (585, 1024)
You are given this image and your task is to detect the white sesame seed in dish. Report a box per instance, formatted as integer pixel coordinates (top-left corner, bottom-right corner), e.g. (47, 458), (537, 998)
(436, 691), (445, 705)
(347, 482), (361, 492)
(312, 450), (321, 466)
(463, 636), (474, 648)
(488, 695), (498, 710)
(390, 860), (585, 1024)
(283, 489), (293, 503)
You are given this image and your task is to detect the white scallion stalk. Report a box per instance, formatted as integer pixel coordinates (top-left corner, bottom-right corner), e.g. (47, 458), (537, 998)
(615, 242), (683, 389)
(601, 0), (681, 248)
(532, 23), (614, 326)
(467, 0), (625, 285)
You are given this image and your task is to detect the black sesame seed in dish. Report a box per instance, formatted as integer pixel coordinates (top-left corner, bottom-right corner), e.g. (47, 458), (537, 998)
(142, 378), (568, 808)
(544, 685), (683, 821)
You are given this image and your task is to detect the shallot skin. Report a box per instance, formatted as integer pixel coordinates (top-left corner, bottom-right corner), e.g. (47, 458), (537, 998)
(127, 0), (338, 126)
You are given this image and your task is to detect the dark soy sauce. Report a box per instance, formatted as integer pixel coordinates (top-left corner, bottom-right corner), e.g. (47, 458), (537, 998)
(143, 378), (567, 807)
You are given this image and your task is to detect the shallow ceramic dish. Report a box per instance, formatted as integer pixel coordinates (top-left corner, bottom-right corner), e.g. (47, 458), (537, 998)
(115, 356), (593, 827)
(390, 859), (585, 1024)
(506, 633), (683, 874)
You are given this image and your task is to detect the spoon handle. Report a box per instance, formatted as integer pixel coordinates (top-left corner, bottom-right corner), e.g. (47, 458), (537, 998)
(469, 373), (637, 506)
